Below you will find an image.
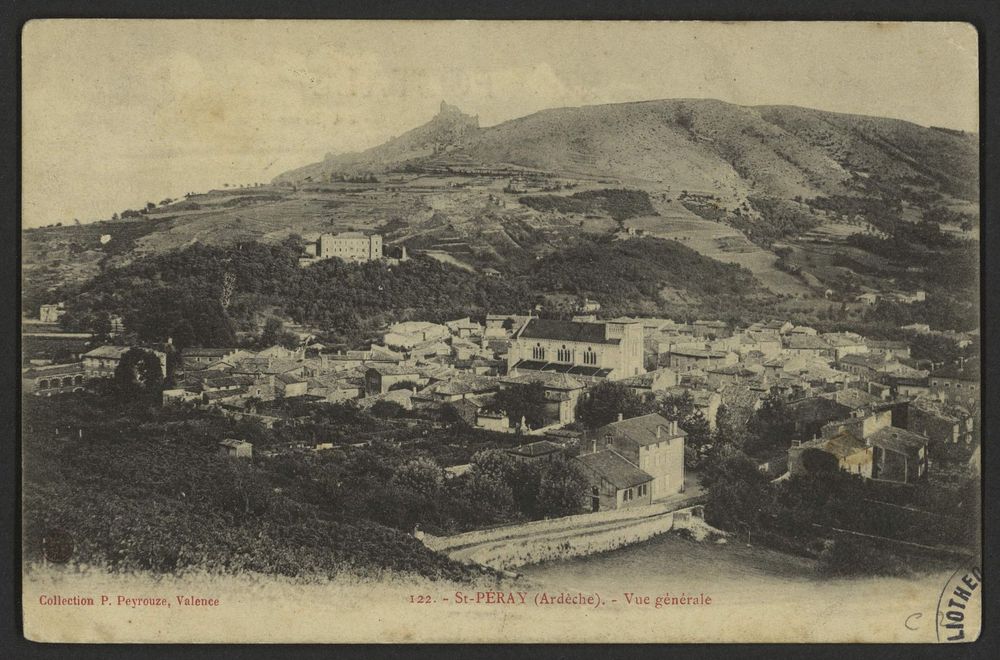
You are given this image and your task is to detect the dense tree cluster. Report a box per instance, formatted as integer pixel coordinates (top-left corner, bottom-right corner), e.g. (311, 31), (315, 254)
(21, 395), (486, 580)
(482, 382), (548, 429)
(695, 407), (979, 578)
(22, 393), (588, 580)
(48, 234), (775, 348)
(518, 188), (657, 221)
(528, 235), (766, 314)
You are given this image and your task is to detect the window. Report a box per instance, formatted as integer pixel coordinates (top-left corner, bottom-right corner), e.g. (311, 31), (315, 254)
(623, 488), (633, 502)
(638, 484), (648, 497)
(532, 344), (546, 360)
(557, 346), (572, 362)
(583, 348), (597, 365)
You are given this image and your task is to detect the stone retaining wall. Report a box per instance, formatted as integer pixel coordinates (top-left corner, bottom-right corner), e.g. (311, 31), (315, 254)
(425, 501), (676, 552)
(464, 511), (678, 570)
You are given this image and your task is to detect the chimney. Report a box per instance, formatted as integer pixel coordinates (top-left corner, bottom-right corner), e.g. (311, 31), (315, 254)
(617, 412), (624, 422)
(671, 419), (679, 435)
(591, 437), (597, 454)
(656, 425), (662, 439)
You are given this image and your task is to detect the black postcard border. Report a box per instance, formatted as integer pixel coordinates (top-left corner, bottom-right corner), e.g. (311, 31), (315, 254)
(1, 1), (997, 659)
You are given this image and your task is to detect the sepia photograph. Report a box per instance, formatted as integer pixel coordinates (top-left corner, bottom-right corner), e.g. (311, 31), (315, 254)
(20, 19), (981, 643)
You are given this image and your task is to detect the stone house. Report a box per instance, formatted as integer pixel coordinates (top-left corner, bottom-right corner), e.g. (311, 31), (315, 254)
(39, 303), (66, 323)
(867, 427), (928, 483)
(928, 362), (980, 405)
(586, 413), (685, 500)
(789, 430), (874, 478)
(475, 410), (510, 432)
(364, 364), (422, 395)
(574, 449), (654, 511)
(619, 367), (680, 397)
(692, 319), (729, 338)
(783, 335), (834, 359)
(666, 346), (736, 373)
(218, 439), (253, 459)
(499, 372), (587, 426)
(181, 347), (241, 371)
(276, 372), (309, 398)
(82, 345), (167, 379)
(22, 362), (86, 396)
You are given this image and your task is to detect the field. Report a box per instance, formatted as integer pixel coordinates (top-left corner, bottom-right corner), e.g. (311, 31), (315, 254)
(625, 199), (816, 297)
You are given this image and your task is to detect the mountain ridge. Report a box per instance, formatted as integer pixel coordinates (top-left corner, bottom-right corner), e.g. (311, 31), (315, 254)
(274, 97), (978, 203)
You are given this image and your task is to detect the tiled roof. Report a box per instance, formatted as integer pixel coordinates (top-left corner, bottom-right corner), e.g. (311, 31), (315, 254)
(203, 374), (255, 389)
(518, 319), (618, 344)
(786, 396), (852, 424)
(203, 387), (248, 401)
(182, 347), (235, 357)
(82, 345), (132, 359)
(866, 339), (909, 350)
(510, 360), (613, 378)
(596, 413), (686, 446)
(23, 362), (85, 379)
(367, 364), (420, 376)
(507, 440), (563, 458)
(840, 353), (890, 368)
(784, 335), (831, 350)
(424, 375), (497, 396)
(868, 427), (927, 454)
(798, 430), (868, 460)
(501, 372), (586, 390)
(819, 388), (881, 410)
(575, 450), (653, 489)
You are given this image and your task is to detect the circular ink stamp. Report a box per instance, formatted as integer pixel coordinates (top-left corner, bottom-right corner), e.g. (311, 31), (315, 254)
(42, 528), (74, 564)
(935, 565), (982, 643)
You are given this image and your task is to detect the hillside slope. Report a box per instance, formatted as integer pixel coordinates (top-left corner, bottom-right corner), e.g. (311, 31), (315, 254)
(275, 98), (978, 203)
(275, 101), (481, 183)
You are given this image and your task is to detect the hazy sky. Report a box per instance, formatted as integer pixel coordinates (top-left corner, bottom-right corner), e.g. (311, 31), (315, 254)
(22, 20), (979, 228)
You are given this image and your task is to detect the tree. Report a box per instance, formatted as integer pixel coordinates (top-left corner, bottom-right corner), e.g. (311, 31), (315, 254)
(169, 320), (197, 351)
(484, 382), (547, 429)
(391, 458), (444, 497)
(470, 449), (519, 483)
(701, 451), (773, 531)
(449, 471), (516, 528)
(536, 458), (588, 518)
(577, 381), (649, 429)
(260, 317), (284, 347)
(469, 449), (541, 517)
(370, 400), (405, 419)
(799, 448), (840, 475)
(113, 348), (164, 399)
(654, 391), (710, 450)
(745, 393), (794, 456)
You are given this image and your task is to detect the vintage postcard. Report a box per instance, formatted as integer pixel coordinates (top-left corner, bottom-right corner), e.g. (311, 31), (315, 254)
(21, 20), (981, 643)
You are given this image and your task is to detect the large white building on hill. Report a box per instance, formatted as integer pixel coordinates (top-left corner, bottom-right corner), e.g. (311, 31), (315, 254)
(301, 232), (383, 265)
